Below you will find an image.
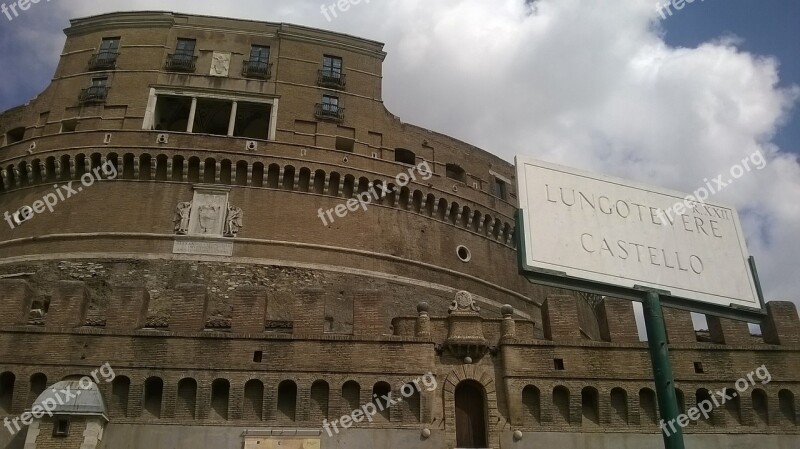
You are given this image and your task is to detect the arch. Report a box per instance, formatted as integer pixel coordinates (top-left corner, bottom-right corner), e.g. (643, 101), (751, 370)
(448, 202), (460, 224)
(5, 164), (17, 188)
(59, 154), (72, 181)
(17, 161), (30, 186)
(298, 167), (311, 192)
(187, 157), (200, 183)
(343, 174), (355, 198)
(385, 183), (397, 207)
(610, 387), (628, 425)
(373, 382), (392, 422)
(267, 164), (280, 188)
(283, 165), (296, 190)
(313, 170), (326, 194)
(401, 383), (421, 423)
(176, 378), (197, 419)
(111, 376), (130, 418)
(0, 372), (14, 414)
(581, 387), (600, 425)
(203, 158), (216, 183)
(29, 373), (48, 400)
(252, 162), (264, 187)
(399, 186), (411, 210)
(235, 161), (248, 186)
(45, 157), (57, 182)
(139, 154), (152, 180)
(328, 172), (341, 197)
(155, 154), (168, 181)
(695, 389), (713, 425)
(342, 380), (360, 412)
(722, 388), (741, 425)
(425, 194), (436, 216)
(210, 378), (230, 420)
(640, 388), (657, 425)
(455, 380), (488, 448)
(143, 377), (163, 418)
(752, 389), (768, 426)
(779, 389), (796, 425)
(357, 177), (370, 195)
(502, 222), (512, 242)
(412, 190), (423, 213)
(106, 152), (119, 174)
(675, 388), (685, 414)
(220, 159), (232, 185)
(310, 380), (329, 421)
(471, 211), (482, 232)
(243, 379), (264, 421)
(553, 386), (570, 424)
(482, 214), (493, 235)
(522, 385), (541, 426)
(90, 153), (103, 173)
(461, 206), (471, 228)
(277, 380), (297, 422)
(436, 199), (448, 220)
(122, 153), (135, 179)
(372, 179), (385, 204)
(171, 155), (184, 182)
(30, 159), (43, 184)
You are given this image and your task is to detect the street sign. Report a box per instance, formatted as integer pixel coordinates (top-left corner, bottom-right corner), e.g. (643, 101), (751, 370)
(515, 157), (762, 312)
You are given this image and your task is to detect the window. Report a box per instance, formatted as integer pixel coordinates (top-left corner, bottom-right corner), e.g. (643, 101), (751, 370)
(60, 120), (78, 133)
(323, 55), (342, 78)
(253, 351), (263, 363)
(5, 127), (25, 144)
(79, 77), (109, 104)
(243, 45), (271, 79)
(319, 55), (345, 88)
(446, 164), (466, 183)
(693, 361), (704, 373)
(90, 37), (120, 69)
(316, 95), (343, 121)
(554, 358), (565, 370)
(166, 39), (197, 72)
(395, 148), (416, 165)
(494, 178), (507, 200)
(53, 418), (70, 437)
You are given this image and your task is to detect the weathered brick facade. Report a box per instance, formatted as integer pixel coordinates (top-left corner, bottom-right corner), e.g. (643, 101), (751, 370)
(0, 11), (797, 449)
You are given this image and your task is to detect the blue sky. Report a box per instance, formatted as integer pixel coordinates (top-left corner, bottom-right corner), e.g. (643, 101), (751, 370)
(659, 0), (800, 154)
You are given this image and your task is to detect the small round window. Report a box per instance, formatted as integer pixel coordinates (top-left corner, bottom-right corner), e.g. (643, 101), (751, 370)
(456, 245), (472, 263)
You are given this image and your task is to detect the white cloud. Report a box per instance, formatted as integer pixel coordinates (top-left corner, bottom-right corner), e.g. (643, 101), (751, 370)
(6, 0), (799, 309)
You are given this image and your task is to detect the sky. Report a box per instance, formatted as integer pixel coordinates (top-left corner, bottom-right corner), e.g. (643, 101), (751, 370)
(0, 0), (798, 322)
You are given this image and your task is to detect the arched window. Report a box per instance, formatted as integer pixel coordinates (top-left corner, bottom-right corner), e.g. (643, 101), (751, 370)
(176, 378), (197, 419)
(610, 387), (628, 424)
(144, 377), (163, 418)
(752, 389), (768, 426)
(111, 376), (130, 418)
(455, 381), (488, 448)
(553, 386), (570, 424)
(244, 379), (264, 421)
(211, 379), (229, 420)
(0, 372), (15, 414)
(723, 388), (741, 425)
(522, 385), (540, 426)
(29, 373), (48, 401)
(310, 380), (329, 421)
(640, 388), (657, 425)
(581, 387), (600, 425)
(445, 163), (466, 183)
(342, 381), (360, 411)
(696, 389), (713, 425)
(401, 383), (420, 423)
(779, 389), (796, 425)
(278, 380), (297, 422)
(373, 382), (391, 422)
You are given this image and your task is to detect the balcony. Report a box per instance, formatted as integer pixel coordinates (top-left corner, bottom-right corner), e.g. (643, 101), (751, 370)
(88, 51), (118, 70)
(315, 104), (344, 122)
(317, 70), (346, 89)
(242, 61), (272, 80)
(165, 54), (198, 73)
(78, 86), (109, 105)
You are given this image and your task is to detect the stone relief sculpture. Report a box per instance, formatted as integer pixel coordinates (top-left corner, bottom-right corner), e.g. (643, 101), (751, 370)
(174, 202), (192, 235)
(197, 205), (221, 234)
(224, 205), (243, 237)
(449, 290), (481, 313)
(210, 51), (231, 77)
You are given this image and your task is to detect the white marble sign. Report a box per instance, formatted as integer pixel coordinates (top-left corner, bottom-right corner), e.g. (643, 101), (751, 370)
(515, 157), (760, 310)
(173, 239), (234, 257)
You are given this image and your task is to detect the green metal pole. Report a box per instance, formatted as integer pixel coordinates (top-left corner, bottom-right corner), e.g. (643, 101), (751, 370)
(643, 291), (686, 449)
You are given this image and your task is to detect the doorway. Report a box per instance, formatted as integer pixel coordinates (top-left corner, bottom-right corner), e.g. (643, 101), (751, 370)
(455, 380), (488, 448)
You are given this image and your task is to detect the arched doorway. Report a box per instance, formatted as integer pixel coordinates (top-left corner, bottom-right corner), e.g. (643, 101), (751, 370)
(455, 380), (488, 448)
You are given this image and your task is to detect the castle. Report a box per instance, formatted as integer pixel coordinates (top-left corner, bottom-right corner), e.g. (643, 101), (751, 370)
(0, 11), (797, 449)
